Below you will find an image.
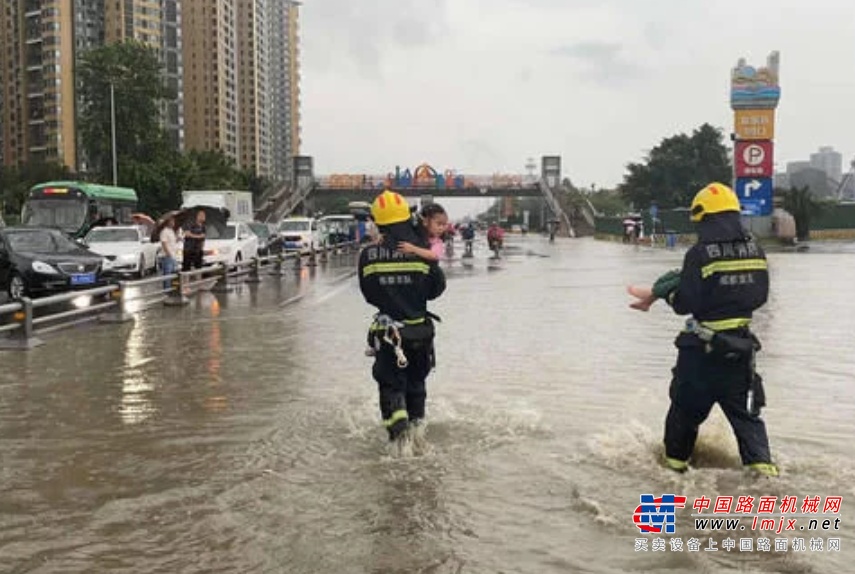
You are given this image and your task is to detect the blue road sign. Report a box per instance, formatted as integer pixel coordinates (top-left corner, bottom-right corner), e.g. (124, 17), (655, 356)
(735, 177), (773, 216)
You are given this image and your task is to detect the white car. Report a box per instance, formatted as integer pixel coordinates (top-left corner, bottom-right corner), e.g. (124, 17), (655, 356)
(278, 217), (321, 252)
(84, 225), (160, 278)
(202, 222), (259, 267)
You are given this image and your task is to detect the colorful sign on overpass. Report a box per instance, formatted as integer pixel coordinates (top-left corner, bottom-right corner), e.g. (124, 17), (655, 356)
(315, 163), (536, 191)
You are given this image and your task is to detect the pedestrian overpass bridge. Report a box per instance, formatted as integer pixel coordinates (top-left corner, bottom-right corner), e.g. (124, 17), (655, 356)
(258, 156), (576, 236)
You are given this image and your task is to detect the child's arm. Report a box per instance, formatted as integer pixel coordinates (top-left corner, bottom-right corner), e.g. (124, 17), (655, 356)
(398, 241), (439, 261)
(627, 269), (681, 312)
(627, 285), (657, 311)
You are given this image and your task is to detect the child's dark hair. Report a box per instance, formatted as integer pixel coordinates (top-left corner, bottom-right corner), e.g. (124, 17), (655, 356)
(419, 203), (447, 221)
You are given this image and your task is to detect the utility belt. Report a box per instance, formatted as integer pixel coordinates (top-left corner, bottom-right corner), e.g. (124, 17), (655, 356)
(368, 312), (440, 368)
(681, 318), (760, 359)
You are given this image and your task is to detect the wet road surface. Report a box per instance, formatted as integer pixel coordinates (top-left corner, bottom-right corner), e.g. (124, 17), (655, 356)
(0, 237), (852, 573)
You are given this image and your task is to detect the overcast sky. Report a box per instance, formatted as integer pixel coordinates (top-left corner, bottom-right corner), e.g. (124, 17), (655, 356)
(301, 0), (855, 215)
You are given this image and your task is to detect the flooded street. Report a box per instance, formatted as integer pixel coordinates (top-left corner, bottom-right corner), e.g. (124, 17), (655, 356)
(0, 237), (852, 573)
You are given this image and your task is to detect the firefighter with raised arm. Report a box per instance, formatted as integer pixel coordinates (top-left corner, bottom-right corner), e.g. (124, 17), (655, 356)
(639, 183), (778, 477)
(359, 190), (447, 456)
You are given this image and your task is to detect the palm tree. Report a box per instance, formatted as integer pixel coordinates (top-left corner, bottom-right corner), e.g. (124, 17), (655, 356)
(780, 185), (824, 241)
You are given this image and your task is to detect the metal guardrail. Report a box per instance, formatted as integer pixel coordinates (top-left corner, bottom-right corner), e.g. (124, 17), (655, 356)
(0, 240), (361, 351)
(0, 301), (24, 336)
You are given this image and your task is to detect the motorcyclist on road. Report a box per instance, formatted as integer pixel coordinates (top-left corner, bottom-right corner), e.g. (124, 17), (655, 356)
(461, 222), (476, 257)
(487, 222), (504, 255)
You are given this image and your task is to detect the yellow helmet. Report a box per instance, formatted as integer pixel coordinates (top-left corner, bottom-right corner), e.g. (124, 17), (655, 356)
(371, 190), (411, 226)
(690, 182), (741, 222)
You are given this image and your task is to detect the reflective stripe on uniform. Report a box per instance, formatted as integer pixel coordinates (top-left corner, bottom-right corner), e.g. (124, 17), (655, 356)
(384, 409), (408, 427)
(362, 261), (430, 277)
(369, 316), (425, 331)
(700, 259), (767, 279)
(665, 457), (689, 471)
(746, 462), (779, 477)
(699, 318), (751, 331)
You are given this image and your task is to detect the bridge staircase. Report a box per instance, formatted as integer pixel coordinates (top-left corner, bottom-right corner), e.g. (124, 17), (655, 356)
(538, 179), (576, 238)
(255, 179), (315, 223)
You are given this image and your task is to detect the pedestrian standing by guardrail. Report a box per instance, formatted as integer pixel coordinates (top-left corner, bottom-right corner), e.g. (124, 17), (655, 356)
(182, 209), (206, 272)
(359, 190), (446, 457)
(160, 215), (179, 290)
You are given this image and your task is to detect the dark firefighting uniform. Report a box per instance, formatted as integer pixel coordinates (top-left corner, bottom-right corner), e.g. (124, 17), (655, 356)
(662, 211), (773, 467)
(358, 230), (446, 440)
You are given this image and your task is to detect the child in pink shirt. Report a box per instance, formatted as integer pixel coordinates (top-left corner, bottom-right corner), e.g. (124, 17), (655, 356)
(364, 203), (449, 358)
(398, 203), (449, 262)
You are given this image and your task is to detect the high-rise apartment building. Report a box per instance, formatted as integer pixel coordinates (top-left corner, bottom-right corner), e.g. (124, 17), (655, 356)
(237, 0), (270, 176)
(1, 1), (185, 170)
(1, 0), (79, 169)
(161, 0), (184, 150)
(182, 0), (301, 181)
(268, 0), (300, 183)
(105, 0), (161, 45)
(810, 146), (843, 183)
(182, 0), (240, 162)
(103, 0), (184, 151)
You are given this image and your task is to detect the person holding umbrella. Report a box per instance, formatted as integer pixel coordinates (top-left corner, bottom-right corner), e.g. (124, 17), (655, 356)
(182, 209), (207, 271)
(159, 214), (180, 290)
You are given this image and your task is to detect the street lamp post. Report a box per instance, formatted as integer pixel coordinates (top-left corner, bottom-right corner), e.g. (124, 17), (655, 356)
(110, 81), (117, 186)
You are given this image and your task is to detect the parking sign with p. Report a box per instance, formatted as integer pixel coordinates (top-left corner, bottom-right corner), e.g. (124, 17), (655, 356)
(735, 141), (773, 178)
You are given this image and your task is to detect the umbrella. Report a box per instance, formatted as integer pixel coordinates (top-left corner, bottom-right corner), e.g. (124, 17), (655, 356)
(150, 206), (230, 243)
(150, 209), (183, 243)
(132, 212), (155, 227)
(132, 212), (155, 235)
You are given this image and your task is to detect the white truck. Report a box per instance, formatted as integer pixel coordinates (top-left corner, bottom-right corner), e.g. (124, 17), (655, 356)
(181, 190), (254, 222)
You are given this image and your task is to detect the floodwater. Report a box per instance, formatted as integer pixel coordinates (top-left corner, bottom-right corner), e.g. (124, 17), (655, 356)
(0, 237), (852, 573)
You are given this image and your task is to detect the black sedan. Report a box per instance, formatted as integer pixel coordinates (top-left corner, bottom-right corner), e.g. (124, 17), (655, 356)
(0, 227), (105, 299)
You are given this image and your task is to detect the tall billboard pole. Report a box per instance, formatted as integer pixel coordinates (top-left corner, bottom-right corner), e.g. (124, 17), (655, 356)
(730, 52), (781, 236)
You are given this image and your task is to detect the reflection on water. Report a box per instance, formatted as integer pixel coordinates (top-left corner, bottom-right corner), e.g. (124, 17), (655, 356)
(0, 240), (853, 573)
(119, 318), (155, 425)
(205, 299), (226, 413)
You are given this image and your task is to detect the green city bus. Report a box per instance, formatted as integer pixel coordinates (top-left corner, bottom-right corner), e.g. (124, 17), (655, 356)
(22, 181), (138, 237)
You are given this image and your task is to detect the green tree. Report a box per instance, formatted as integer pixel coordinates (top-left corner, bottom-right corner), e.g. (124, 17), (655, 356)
(619, 123), (732, 209)
(781, 185), (824, 241)
(1, 161), (73, 218)
(183, 150), (245, 190)
(587, 188), (628, 216)
(77, 41), (173, 180)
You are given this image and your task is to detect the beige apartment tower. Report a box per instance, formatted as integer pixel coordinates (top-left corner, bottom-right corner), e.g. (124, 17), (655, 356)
(105, 0), (162, 46)
(268, 0), (301, 182)
(103, 0), (184, 151)
(1, 0), (78, 169)
(182, 0), (240, 162)
(1, 0), (185, 170)
(237, 0), (270, 177)
(181, 0), (301, 181)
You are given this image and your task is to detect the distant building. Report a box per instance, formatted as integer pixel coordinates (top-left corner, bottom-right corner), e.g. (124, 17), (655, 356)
(183, 0), (301, 181)
(0, 0), (79, 168)
(773, 171), (790, 189)
(810, 146), (842, 184)
(786, 161), (811, 176)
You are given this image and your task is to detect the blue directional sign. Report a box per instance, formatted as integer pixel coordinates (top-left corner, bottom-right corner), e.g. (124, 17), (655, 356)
(735, 177), (773, 216)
